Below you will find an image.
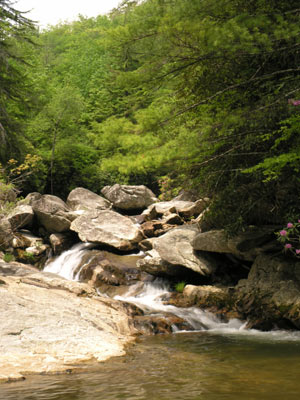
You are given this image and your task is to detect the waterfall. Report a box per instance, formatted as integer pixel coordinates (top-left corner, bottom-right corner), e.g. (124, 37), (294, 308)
(43, 244), (245, 333)
(114, 280), (246, 333)
(43, 244), (300, 338)
(44, 242), (94, 280)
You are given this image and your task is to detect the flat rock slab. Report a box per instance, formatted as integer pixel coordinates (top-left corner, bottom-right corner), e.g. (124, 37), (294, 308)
(0, 266), (136, 383)
(70, 209), (143, 251)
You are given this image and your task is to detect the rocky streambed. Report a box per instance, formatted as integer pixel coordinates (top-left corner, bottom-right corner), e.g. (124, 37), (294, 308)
(1, 184), (300, 382)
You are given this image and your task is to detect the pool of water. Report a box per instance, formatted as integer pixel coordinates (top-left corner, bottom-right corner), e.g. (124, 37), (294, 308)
(2, 330), (300, 400)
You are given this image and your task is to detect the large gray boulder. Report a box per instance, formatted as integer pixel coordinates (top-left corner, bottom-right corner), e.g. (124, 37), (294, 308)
(235, 254), (300, 330)
(31, 194), (72, 233)
(192, 227), (277, 261)
(70, 209), (143, 251)
(67, 187), (111, 212)
(138, 225), (218, 277)
(7, 204), (34, 230)
(101, 184), (158, 210)
(138, 249), (189, 278)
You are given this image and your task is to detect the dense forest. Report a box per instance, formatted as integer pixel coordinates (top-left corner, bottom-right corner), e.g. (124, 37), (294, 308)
(1, 0), (300, 232)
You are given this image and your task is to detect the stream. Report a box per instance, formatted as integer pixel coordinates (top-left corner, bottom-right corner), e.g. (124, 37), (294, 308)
(2, 243), (300, 399)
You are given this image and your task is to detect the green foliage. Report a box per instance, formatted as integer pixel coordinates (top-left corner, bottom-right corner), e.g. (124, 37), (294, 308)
(2, 0), (300, 231)
(0, 0), (36, 162)
(3, 253), (15, 263)
(175, 282), (186, 293)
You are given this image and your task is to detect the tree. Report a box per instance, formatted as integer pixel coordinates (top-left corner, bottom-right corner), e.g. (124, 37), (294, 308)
(0, 0), (36, 161)
(27, 86), (85, 195)
(92, 0), (300, 229)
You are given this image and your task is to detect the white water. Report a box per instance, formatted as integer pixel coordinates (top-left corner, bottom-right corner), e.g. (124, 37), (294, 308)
(115, 280), (246, 332)
(43, 244), (300, 340)
(44, 242), (94, 280)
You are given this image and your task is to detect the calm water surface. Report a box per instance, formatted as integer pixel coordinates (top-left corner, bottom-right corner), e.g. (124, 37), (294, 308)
(2, 330), (300, 400)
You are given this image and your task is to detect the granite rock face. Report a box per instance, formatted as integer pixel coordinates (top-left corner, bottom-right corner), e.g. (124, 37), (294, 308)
(0, 262), (136, 383)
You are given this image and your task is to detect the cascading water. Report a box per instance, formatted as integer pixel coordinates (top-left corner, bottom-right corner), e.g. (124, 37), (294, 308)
(43, 243), (245, 334)
(114, 279), (246, 332)
(43, 244), (300, 339)
(44, 242), (94, 280)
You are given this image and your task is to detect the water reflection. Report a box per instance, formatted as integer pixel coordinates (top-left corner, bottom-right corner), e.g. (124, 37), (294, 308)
(2, 332), (300, 400)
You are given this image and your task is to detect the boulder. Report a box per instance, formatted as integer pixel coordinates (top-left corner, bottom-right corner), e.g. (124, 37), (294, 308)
(192, 227), (278, 261)
(162, 213), (184, 225)
(101, 184), (158, 210)
(0, 218), (13, 250)
(66, 187), (111, 212)
(0, 263), (136, 382)
(49, 233), (76, 255)
(20, 192), (43, 206)
(140, 219), (178, 238)
(172, 190), (201, 202)
(138, 249), (189, 278)
(77, 250), (148, 291)
(138, 226), (218, 277)
(235, 254), (300, 330)
(133, 314), (193, 335)
(183, 285), (233, 310)
(70, 209), (143, 251)
(142, 199), (209, 221)
(31, 194), (72, 233)
(7, 205), (34, 230)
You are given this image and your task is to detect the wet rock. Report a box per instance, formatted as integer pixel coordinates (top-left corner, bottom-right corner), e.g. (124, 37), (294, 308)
(70, 209), (143, 251)
(234, 254), (300, 329)
(183, 285), (233, 309)
(133, 314), (193, 335)
(31, 194), (72, 233)
(77, 250), (147, 289)
(101, 184), (158, 211)
(67, 187), (111, 212)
